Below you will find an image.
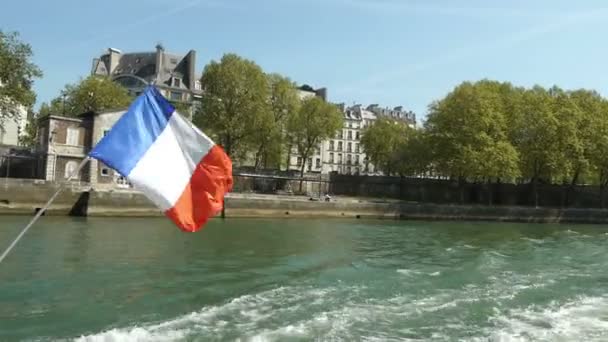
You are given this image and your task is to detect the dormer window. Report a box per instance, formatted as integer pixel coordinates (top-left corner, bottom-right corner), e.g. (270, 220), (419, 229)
(173, 77), (181, 87)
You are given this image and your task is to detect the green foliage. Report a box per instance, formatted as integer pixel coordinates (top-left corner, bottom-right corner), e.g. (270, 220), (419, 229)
(40, 76), (132, 117)
(194, 53), (271, 161)
(360, 117), (412, 175)
(18, 113), (38, 147)
(425, 80), (520, 183)
(0, 30), (42, 126)
(287, 96), (343, 182)
(253, 73), (300, 169)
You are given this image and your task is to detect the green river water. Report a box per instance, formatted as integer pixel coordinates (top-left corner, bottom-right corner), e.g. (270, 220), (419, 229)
(1, 216), (608, 341)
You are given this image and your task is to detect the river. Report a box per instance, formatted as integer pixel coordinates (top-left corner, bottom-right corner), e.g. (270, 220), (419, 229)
(1, 216), (608, 341)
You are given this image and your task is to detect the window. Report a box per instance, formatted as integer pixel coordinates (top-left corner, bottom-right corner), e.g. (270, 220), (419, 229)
(65, 160), (78, 179)
(66, 127), (80, 146)
(329, 153), (334, 163)
(347, 154), (352, 165)
(338, 154), (342, 164)
(338, 141), (343, 151)
(348, 131), (352, 140)
(336, 131), (343, 139)
(307, 158), (312, 171)
(355, 144), (360, 153)
(348, 122), (352, 128)
(347, 142), (352, 152)
(356, 131), (360, 140)
(316, 158), (321, 168)
(170, 92), (182, 101)
(297, 157), (302, 166)
(355, 155), (360, 164)
(347, 167), (352, 175)
(330, 140), (335, 151)
(101, 167), (110, 176)
(173, 77), (181, 87)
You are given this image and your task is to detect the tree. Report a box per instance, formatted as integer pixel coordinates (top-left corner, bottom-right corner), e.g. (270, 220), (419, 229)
(509, 86), (566, 206)
(253, 73), (300, 170)
(194, 53), (271, 161)
(18, 112), (37, 147)
(426, 80), (519, 203)
(396, 129), (432, 177)
(40, 76), (132, 117)
(360, 117), (412, 175)
(0, 30), (42, 127)
(584, 96), (608, 207)
(287, 96), (343, 192)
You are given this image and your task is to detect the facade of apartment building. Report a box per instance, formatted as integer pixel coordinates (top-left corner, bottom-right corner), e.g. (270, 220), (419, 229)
(91, 45), (202, 119)
(37, 109), (132, 189)
(288, 102), (416, 175)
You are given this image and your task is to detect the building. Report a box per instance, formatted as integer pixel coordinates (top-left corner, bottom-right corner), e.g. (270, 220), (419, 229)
(297, 84), (327, 101)
(366, 104), (416, 127)
(91, 45), (202, 119)
(288, 101), (416, 176)
(0, 105), (29, 146)
(37, 109), (132, 188)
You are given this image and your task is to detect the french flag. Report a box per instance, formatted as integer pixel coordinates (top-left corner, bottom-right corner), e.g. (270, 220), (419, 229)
(89, 86), (233, 232)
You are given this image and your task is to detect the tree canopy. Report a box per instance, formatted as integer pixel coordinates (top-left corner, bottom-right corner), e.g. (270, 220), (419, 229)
(287, 96), (343, 189)
(194, 53), (272, 160)
(360, 117), (413, 176)
(0, 30), (42, 126)
(40, 76), (132, 117)
(253, 73), (300, 169)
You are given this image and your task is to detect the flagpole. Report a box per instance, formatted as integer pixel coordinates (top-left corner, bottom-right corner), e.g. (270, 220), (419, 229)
(0, 157), (91, 265)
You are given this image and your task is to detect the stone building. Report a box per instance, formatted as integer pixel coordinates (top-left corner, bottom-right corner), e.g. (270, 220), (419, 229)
(91, 45), (202, 119)
(366, 104), (416, 128)
(37, 109), (132, 189)
(0, 105), (29, 146)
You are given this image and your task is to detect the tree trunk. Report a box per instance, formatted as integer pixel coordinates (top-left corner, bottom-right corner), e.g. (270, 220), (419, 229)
(600, 170), (607, 209)
(458, 176), (465, 205)
(285, 144), (292, 172)
(253, 142), (265, 171)
(299, 162), (306, 194)
(532, 176), (539, 208)
(487, 178), (493, 206)
(601, 183), (606, 209)
(565, 168), (580, 207)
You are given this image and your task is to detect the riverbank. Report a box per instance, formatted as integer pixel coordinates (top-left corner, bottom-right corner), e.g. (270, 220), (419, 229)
(2, 179), (608, 224)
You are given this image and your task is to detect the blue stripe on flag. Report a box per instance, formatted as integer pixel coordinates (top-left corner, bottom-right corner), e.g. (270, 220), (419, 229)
(88, 86), (175, 176)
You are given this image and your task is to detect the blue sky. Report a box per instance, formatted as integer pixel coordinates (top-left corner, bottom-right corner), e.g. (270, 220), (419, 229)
(2, 0), (608, 121)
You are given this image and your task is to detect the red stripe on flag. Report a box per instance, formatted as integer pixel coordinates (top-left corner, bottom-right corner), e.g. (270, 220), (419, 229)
(165, 145), (233, 232)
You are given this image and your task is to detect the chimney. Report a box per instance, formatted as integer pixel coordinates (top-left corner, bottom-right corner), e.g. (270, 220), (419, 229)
(155, 43), (164, 80)
(315, 87), (327, 101)
(108, 48), (121, 74)
(186, 49), (196, 90)
(91, 57), (100, 75)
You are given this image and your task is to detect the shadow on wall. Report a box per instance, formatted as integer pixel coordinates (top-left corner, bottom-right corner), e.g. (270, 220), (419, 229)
(69, 191), (89, 217)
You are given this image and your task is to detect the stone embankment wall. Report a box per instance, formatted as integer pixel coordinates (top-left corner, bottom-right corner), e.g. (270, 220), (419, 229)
(2, 179), (608, 224)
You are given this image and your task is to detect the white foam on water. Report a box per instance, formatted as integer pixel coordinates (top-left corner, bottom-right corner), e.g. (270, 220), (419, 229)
(429, 271), (441, 276)
(477, 295), (608, 341)
(521, 237), (545, 244)
(396, 269), (422, 276)
(75, 286), (345, 342)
